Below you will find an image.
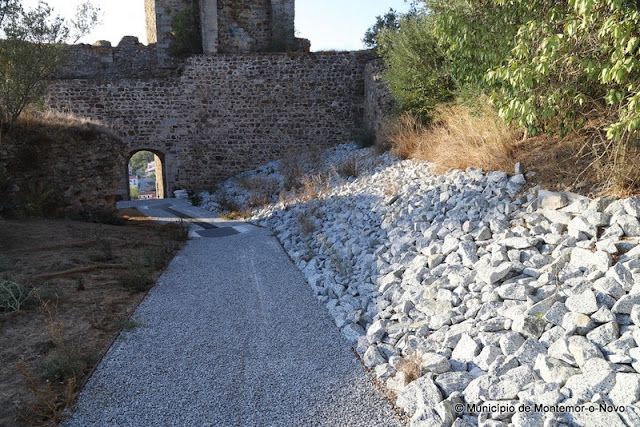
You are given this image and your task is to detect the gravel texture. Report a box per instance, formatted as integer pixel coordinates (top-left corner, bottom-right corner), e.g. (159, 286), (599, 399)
(65, 223), (403, 426)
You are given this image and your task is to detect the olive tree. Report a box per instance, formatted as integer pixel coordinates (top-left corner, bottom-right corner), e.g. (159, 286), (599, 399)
(0, 1), (100, 126)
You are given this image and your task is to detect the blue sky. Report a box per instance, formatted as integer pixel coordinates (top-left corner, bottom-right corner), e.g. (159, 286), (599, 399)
(37, 0), (412, 50)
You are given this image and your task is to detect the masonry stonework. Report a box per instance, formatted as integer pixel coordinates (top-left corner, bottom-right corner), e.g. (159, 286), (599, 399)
(44, 0), (393, 203)
(0, 120), (127, 215)
(364, 59), (395, 137)
(147, 0), (297, 58)
(47, 51), (376, 198)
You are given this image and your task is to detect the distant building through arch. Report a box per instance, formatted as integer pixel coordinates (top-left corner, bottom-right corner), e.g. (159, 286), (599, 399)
(125, 149), (167, 200)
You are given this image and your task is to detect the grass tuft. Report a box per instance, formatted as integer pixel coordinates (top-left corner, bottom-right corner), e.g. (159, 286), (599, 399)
(397, 353), (423, 385)
(382, 101), (518, 174)
(337, 157), (359, 178)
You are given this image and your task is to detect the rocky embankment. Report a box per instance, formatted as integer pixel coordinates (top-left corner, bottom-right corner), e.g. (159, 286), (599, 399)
(202, 144), (640, 427)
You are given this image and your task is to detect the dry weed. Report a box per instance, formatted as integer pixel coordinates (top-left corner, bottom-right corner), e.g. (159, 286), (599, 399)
(397, 354), (423, 385)
(337, 157), (359, 178)
(380, 113), (421, 159)
(279, 147), (323, 190)
(280, 151), (307, 190)
(17, 302), (84, 425)
(295, 173), (332, 202)
(16, 362), (75, 427)
(241, 177), (279, 208)
(219, 210), (254, 220)
(383, 102), (519, 174)
(385, 182), (398, 196)
(513, 123), (640, 197)
(18, 110), (118, 139)
(216, 189), (242, 213)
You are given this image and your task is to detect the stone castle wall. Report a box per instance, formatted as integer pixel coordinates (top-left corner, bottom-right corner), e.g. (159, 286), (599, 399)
(56, 37), (169, 80)
(147, 0), (297, 57)
(364, 59), (395, 137)
(47, 51), (376, 197)
(217, 0), (271, 52)
(0, 119), (127, 216)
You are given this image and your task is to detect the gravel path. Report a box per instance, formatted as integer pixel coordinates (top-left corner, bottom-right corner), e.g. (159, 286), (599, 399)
(65, 206), (403, 426)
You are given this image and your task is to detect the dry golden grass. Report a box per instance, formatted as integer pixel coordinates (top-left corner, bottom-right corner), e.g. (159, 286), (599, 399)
(279, 147), (323, 190)
(17, 362), (76, 427)
(513, 124), (640, 197)
(337, 157), (359, 178)
(235, 176), (279, 208)
(380, 100), (640, 196)
(218, 210), (254, 220)
(396, 354), (423, 385)
(16, 110), (118, 140)
(295, 174), (331, 202)
(381, 103), (520, 174)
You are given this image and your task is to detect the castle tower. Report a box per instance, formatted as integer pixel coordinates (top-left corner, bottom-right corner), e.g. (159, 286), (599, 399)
(145, 0), (296, 59)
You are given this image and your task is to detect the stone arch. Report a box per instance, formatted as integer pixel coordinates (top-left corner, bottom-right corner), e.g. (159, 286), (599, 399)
(124, 148), (169, 200)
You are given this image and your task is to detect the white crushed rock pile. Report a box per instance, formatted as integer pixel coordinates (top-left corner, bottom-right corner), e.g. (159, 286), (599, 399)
(202, 143), (640, 427)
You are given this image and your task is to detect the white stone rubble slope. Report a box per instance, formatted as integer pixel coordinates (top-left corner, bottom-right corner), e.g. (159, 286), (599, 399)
(202, 143), (640, 427)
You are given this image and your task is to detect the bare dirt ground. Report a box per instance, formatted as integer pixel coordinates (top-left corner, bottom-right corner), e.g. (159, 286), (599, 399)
(0, 209), (187, 426)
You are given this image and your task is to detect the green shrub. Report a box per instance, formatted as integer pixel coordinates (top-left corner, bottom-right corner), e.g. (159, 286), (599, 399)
(487, 0), (640, 141)
(188, 192), (203, 207)
(377, 13), (453, 120)
(363, 8), (403, 49)
(39, 347), (87, 382)
(120, 265), (154, 292)
(168, 8), (202, 58)
(427, 0), (528, 90)
(21, 181), (55, 217)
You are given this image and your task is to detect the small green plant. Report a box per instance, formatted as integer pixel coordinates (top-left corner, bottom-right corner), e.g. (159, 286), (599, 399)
(119, 264), (154, 292)
(89, 225), (114, 262)
(75, 277), (85, 291)
(122, 319), (140, 332)
(38, 302), (88, 382)
(0, 279), (34, 312)
(22, 181), (55, 217)
(32, 285), (63, 305)
(143, 245), (168, 270)
(168, 8), (202, 58)
(188, 192), (203, 207)
(39, 347), (87, 382)
(318, 236), (352, 277)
